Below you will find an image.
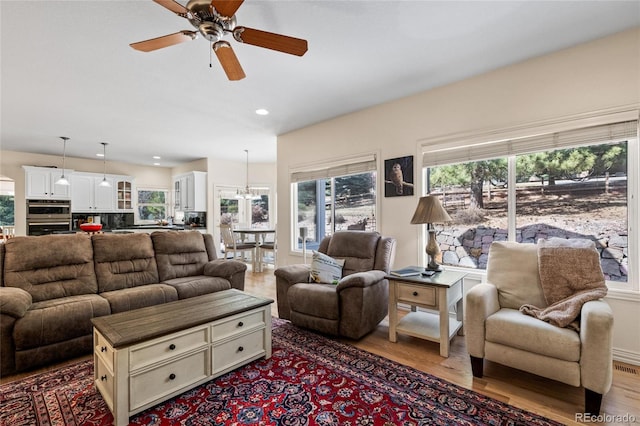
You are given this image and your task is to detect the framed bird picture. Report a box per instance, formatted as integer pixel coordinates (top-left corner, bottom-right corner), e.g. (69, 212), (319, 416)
(384, 155), (414, 197)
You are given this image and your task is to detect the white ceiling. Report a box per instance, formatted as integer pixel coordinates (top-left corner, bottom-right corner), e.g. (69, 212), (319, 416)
(1, 1), (638, 167)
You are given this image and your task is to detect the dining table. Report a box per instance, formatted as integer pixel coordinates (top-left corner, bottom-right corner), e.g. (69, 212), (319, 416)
(233, 228), (276, 272)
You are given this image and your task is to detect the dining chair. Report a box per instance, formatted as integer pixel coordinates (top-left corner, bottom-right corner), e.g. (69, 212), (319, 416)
(259, 232), (277, 269)
(2, 226), (16, 240)
(220, 224), (255, 261)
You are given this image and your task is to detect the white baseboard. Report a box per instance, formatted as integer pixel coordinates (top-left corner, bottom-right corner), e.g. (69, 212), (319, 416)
(613, 348), (640, 366)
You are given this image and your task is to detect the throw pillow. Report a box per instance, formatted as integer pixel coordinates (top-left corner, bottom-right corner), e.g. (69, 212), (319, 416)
(309, 251), (345, 284)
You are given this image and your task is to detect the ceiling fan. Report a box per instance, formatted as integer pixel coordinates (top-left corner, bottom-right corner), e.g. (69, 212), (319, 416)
(130, 0), (308, 81)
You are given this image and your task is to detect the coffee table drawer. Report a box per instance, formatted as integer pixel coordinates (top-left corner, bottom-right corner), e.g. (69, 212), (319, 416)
(397, 283), (437, 307)
(95, 356), (115, 412)
(213, 329), (266, 374)
(95, 330), (115, 370)
(211, 310), (266, 342)
(130, 348), (209, 411)
(129, 325), (209, 371)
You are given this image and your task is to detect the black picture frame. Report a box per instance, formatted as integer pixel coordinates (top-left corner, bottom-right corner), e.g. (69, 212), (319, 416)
(384, 155), (414, 197)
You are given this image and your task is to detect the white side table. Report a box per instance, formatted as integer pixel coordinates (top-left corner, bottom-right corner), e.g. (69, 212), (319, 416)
(386, 269), (466, 357)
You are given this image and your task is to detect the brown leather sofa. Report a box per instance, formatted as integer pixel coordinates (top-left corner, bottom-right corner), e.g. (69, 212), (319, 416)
(275, 231), (396, 339)
(0, 231), (246, 376)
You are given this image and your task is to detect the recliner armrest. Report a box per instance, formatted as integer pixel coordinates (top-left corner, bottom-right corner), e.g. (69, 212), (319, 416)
(580, 299), (614, 394)
(274, 264), (311, 284)
(464, 283), (500, 358)
(0, 287), (32, 318)
(337, 270), (386, 290)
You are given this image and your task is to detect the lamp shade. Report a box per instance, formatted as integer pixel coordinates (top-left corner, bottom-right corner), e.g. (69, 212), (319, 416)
(410, 195), (452, 224)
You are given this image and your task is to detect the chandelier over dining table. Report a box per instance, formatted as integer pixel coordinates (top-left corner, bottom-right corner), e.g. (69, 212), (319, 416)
(236, 149), (261, 200)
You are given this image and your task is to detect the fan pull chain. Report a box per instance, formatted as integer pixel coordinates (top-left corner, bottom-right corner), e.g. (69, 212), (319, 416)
(210, 42), (213, 68)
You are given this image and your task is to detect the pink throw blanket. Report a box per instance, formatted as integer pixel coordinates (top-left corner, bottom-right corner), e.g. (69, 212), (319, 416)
(520, 238), (607, 330)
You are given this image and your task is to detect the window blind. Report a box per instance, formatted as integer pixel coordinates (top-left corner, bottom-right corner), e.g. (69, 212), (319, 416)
(422, 120), (638, 167)
(291, 154), (377, 183)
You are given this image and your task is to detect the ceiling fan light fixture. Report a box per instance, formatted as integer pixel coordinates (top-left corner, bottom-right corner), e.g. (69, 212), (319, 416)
(99, 142), (112, 188)
(55, 136), (71, 186)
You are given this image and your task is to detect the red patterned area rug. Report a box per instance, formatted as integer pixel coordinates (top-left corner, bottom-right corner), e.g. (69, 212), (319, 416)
(1, 318), (563, 426)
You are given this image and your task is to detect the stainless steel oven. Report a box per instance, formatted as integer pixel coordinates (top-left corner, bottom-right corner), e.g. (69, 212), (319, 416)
(26, 199), (72, 235)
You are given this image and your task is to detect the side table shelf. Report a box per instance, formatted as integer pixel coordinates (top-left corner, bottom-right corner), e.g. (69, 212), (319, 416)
(386, 269), (466, 357)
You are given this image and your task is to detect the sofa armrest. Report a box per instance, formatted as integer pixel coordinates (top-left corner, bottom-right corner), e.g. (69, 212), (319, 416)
(204, 260), (247, 291)
(580, 299), (614, 394)
(464, 283), (500, 358)
(0, 287), (33, 318)
(336, 270), (386, 290)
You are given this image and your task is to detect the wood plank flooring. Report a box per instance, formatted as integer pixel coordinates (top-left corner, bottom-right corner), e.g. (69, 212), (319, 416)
(2, 268), (638, 425)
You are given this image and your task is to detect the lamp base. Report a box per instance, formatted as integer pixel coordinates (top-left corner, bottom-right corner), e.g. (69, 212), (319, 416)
(425, 263), (443, 272)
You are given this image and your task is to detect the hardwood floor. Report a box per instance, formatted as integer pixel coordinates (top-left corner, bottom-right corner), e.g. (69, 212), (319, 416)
(3, 269), (638, 425)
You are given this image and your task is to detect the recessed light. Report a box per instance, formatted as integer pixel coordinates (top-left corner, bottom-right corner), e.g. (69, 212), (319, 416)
(153, 162), (161, 166)
(152, 156), (161, 160)
(96, 153), (104, 157)
(255, 108), (269, 116)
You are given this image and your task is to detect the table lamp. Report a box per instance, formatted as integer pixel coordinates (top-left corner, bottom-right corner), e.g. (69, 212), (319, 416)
(410, 195), (452, 271)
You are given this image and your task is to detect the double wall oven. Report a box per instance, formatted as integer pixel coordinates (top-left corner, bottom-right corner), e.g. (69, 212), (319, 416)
(26, 199), (72, 235)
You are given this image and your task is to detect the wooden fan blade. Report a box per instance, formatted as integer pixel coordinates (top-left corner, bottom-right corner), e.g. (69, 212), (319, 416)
(153, 0), (189, 15)
(210, 0), (244, 18)
(233, 27), (308, 56)
(130, 31), (197, 52)
(213, 41), (246, 81)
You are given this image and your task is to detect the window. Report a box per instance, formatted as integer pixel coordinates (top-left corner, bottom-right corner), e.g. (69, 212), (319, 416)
(293, 170), (377, 250)
(423, 119), (637, 286)
(251, 195), (270, 229)
(137, 189), (169, 223)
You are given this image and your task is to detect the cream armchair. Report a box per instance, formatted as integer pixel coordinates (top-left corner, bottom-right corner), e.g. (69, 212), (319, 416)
(465, 241), (613, 415)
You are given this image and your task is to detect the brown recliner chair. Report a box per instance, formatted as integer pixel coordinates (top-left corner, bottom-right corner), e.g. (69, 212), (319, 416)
(275, 231), (396, 339)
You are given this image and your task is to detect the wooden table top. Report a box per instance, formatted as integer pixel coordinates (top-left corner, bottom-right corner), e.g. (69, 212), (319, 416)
(91, 289), (273, 348)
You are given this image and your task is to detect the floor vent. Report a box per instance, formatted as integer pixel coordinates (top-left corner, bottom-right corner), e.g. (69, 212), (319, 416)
(614, 362), (638, 376)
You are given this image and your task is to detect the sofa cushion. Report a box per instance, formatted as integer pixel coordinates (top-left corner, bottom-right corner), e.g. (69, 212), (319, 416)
(3, 235), (97, 302)
(13, 294), (110, 350)
(162, 275), (231, 299)
(288, 283), (339, 320)
(485, 308), (580, 362)
(100, 284), (178, 313)
(486, 241), (547, 310)
(93, 233), (160, 292)
(151, 231), (210, 281)
(325, 231), (380, 276)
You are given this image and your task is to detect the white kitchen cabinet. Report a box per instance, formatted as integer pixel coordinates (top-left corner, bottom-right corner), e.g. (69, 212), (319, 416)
(70, 173), (116, 212)
(116, 179), (133, 211)
(24, 166), (72, 199)
(173, 171), (206, 212)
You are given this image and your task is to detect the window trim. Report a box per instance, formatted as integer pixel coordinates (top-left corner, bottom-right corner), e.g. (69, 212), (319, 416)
(136, 187), (170, 224)
(290, 152), (380, 253)
(419, 110), (639, 293)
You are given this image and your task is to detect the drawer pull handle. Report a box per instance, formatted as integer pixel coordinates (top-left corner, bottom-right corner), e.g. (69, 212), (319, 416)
(101, 375), (107, 381)
(169, 344), (176, 350)
(101, 346), (107, 352)
(413, 291), (418, 296)
(238, 321), (244, 327)
(238, 346), (244, 352)
(169, 373), (176, 380)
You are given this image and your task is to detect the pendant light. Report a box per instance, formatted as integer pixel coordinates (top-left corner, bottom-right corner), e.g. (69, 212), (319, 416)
(98, 142), (111, 187)
(55, 136), (71, 186)
(235, 149), (260, 200)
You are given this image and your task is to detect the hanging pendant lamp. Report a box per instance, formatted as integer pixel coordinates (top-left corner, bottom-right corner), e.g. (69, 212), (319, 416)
(236, 149), (260, 200)
(98, 142), (111, 187)
(55, 136), (71, 186)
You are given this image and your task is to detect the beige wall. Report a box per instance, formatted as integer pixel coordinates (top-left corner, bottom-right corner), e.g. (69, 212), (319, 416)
(277, 28), (640, 363)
